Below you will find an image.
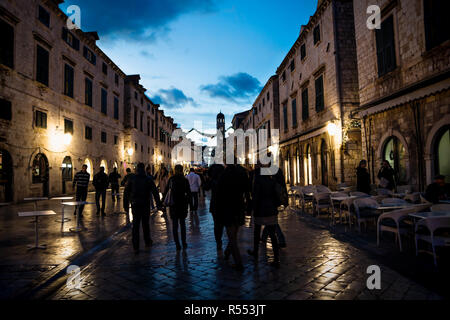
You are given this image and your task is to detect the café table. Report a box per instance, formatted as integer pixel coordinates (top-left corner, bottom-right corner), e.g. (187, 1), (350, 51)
(24, 197), (48, 211)
(439, 200), (450, 204)
(50, 196), (74, 223)
(62, 201), (95, 232)
(409, 211), (450, 219)
(18, 210), (56, 250)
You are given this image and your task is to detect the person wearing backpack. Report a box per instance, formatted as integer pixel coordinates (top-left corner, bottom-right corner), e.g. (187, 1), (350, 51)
(124, 163), (162, 254)
(163, 164), (192, 251)
(248, 163), (283, 268)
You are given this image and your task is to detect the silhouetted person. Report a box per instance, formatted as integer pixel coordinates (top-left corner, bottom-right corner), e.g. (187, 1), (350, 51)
(425, 175), (450, 204)
(206, 163), (225, 251)
(186, 168), (201, 214)
(216, 163), (251, 271)
(73, 164), (90, 216)
(356, 160), (371, 194)
(163, 164), (191, 251)
(121, 168), (134, 214)
(109, 167), (121, 202)
(93, 166), (109, 216)
(124, 163), (162, 254)
(378, 160), (396, 190)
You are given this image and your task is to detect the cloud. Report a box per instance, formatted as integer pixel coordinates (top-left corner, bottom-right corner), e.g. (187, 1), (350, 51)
(151, 87), (197, 109)
(60, 0), (217, 42)
(200, 72), (262, 103)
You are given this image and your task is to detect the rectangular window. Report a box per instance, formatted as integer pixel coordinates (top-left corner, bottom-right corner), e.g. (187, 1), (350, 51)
(85, 78), (92, 106)
(83, 46), (96, 65)
(267, 91), (270, 101)
(102, 62), (107, 75)
(62, 27), (79, 50)
(101, 88), (107, 115)
(302, 88), (309, 120)
(134, 108), (137, 128)
(38, 5), (50, 27)
(134, 91), (138, 99)
(313, 25), (320, 44)
(101, 131), (107, 143)
(300, 43), (306, 60)
(113, 96), (119, 120)
(64, 64), (74, 98)
(0, 19), (14, 68)
(290, 60), (295, 72)
(282, 71), (286, 82)
(376, 15), (396, 77)
(141, 145), (143, 153)
(292, 98), (297, 127)
(424, 0), (450, 51)
(147, 104), (151, 111)
(135, 143), (137, 151)
(114, 135), (118, 145)
(140, 112), (143, 131)
(315, 75), (324, 112)
(85, 126), (92, 140)
(147, 118), (150, 136)
(151, 120), (155, 138)
(283, 103), (288, 131)
(64, 118), (73, 134)
(36, 45), (49, 86)
(0, 98), (12, 121)
(35, 110), (47, 129)
(115, 73), (119, 85)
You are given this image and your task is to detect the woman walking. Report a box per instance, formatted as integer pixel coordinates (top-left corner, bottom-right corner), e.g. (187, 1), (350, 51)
(356, 160), (371, 194)
(163, 164), (191, 250)
(247, 164), (280, 268)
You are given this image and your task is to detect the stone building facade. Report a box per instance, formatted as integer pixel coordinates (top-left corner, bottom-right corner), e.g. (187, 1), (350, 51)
(353, 0), (450, 190)
(276, 0), (361, 188)
(0, 0), (177, 202)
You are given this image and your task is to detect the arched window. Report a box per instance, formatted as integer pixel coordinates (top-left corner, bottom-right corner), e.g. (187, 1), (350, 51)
(32, 153), (48, 184)
(304, 144), (312, 185)
(84, 158), (93, 181)
(100, 159), (108, 174)
(285, 152), (291, 184)
(434, 125), (450, 183)
(295, 148), (301, 185)
(62, 156), (72, 181)
(383, 136), (407, 184)
(321, 140), (328, 186)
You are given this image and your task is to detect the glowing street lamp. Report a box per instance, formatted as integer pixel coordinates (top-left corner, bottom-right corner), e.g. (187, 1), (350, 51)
(127, 148), (134, 156)
(327, 122), (338, 137)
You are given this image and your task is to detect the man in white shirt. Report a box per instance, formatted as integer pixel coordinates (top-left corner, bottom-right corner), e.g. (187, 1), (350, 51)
(186, 168), (202, 214)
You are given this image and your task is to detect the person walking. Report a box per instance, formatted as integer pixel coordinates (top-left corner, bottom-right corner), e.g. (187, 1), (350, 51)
(248, 164), (281, 268)
(121, 168), (134, 214)
(163, 164), (191, 251)
(157, 167), (169, 195)
(186, 168), (201, 214)
(206, 163), (225, 251)
(124, 163), (162, 254)
(377, 160), (396, 191)
(356, 160), (371, 194)
(216, 163), (251, 271)
(109, 167), (121, 202)
(73, 164), (90, 217)
(93, 167), (109, 216)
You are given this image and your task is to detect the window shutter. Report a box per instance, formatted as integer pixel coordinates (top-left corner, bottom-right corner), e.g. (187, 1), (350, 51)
(302, 89), (309, 120)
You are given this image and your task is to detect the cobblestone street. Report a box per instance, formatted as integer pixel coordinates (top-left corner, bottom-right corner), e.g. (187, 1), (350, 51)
(48, 193), (444, 300)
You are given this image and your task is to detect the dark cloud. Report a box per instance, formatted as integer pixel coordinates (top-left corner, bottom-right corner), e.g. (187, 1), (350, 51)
(60, 0), (217, 41)
(200, 72), (262, 103)
(151, 87), (197, 109)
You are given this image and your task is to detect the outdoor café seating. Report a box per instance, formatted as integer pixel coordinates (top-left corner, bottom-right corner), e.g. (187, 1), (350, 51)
(431, 204), (450, 213)
(415, 217), (450, 266)
(351, 198), (380, 232)
(313, 192), (335, 223)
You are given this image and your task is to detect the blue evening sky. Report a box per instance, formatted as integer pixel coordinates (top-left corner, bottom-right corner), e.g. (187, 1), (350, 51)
(60, 0), (317, 134)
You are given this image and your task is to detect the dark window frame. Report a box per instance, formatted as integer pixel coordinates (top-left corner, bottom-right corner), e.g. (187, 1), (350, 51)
(35, 110), (47, 129)
(292, 98), (297, 127)
(0, 19), (14, 69)
(36, 44), (49, 86)
(101, 88), (107, 115)
(313, 25), (321, 45)
(113, 96), (119, 120)
(376, 15), (397, 77)
(85, 77), (93, 106)
(315, 75), (324, 112)
(64, 64), (74, 98)
(38, 5), (50, 27)
(301, 87), (309, 120)
(85, 126), (92, 140)
(101, 131), (107, 143)
(64, 118), (73, 134)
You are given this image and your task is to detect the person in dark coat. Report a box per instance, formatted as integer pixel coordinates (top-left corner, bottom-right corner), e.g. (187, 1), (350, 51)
(163, 164), (192, 251)
(248, 165), (281, 267)
(124, 163), (162, 254)
(93, 167), (109, 216)
(206, 163), (225, 251)
(108, 167), (121, 202)
(356, 160), (371, 194)
(73, 164), (90, 216)
(425, 175), (450, 203)
(215, 163), (251, 271)
(377, 160), (396, 191)
(121, 168), (134, 214)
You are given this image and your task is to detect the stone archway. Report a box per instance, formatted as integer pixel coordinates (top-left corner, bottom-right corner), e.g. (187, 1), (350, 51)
(31, 153), (49, 197)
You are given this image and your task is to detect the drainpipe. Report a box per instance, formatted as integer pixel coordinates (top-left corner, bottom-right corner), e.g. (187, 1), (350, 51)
(332, 0), (345, 184)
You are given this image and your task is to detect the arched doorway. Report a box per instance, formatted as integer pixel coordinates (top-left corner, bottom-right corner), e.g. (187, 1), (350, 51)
(0, 150), (13, 202)
(295, 148), (300, 185)
(383, 136), (407, 185)
(321, 140), (328, 186)
(61, 156), (72, 194)
(304, 144), (313, 185)
(100, 159), (108, 174)
(434, 125), (450, 183)
(284, 151), (291, 185)
(32, 153), (49, 197)
(84, 158), (93, 181)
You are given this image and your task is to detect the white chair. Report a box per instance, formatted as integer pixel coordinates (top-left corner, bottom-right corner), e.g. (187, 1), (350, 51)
(352, 198), (380, 232)
(431, 204), (450, 213)
(300, 185), (316, 214)
(350, 191), (370, 198)
(331, 192), (348, 223)
(377, 204), (431, 251)
(381, 198), (408, 206)
(415, 217), (450, 266)
(377, 188), (393, 196)
(316, 185), (331, 193)
(313, 192), (335, 224)
(404, 192), (421, 204)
